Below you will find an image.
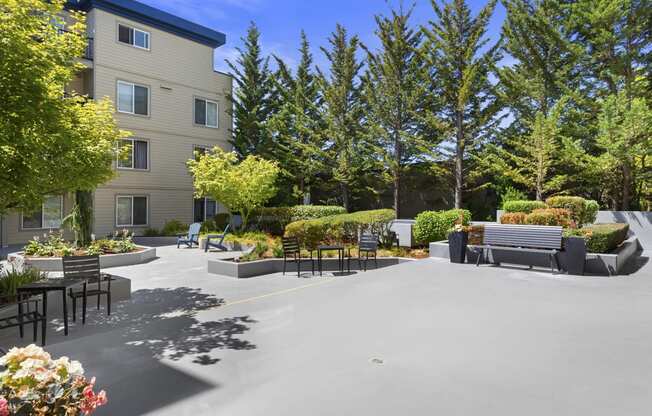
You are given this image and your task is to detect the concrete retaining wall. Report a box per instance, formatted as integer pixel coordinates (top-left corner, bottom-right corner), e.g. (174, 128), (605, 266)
(8, 246), (157, 272)
(208, 257), (414, 278)
(429, 237), (641, 276)
(390, 220), (416, 248)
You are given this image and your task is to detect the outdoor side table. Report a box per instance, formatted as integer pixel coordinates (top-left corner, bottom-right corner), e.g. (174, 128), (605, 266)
(17, 277), (87, 337)
(317, 245), (346, 276)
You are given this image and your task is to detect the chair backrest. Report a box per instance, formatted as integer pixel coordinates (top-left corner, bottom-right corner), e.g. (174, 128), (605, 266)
(62, 255), (101, 281)
(222, 223), (231, 236)
(359, 234), (378, 251)
(188, 222), (201, 238)
(282, 237), (300, 254)
(482, 224), (563, 250)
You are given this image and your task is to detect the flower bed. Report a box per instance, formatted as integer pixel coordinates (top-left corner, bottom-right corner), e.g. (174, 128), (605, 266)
(0, 345), (107, 415)
(23, 230), (140, 257)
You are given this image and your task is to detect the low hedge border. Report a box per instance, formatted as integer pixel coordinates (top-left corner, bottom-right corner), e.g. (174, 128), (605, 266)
(565, 223), (629, 253)
(284, 209), (396, 249)
(254, 205), (347, 234)
(503, 200), (546, 213)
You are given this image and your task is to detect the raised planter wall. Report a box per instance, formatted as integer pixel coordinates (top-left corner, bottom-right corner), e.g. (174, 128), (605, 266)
(208, 257), (414, 278)
(8, 246), (157, 272)
(390, 220), (416, 248)
(429, 237), (641, 276)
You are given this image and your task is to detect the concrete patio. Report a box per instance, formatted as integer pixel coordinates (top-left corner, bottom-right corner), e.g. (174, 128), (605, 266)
(0, 245), (651, 415)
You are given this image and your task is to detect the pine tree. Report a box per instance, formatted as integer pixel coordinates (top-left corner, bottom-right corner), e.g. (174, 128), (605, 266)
(226, 22), (276, 159)
(268, 31), (325, 204)
(422, 0), (501, 209)
(317, 24), (367, 211)
(362, 4), (435, 218)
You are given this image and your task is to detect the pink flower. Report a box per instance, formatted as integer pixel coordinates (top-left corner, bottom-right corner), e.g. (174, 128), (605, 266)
(0, 397), (9, 416)
(80, 381), (108, 415)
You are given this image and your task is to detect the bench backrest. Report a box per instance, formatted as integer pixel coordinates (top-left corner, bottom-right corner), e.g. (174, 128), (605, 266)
(482, 224), (563, 250)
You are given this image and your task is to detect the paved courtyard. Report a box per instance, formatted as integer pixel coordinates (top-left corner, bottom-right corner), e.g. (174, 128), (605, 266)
(1, 245), (651, 415)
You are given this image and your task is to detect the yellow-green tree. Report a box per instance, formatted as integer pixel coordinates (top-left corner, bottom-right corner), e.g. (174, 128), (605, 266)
(0, 0), (125, 217)
(187, 148), (280, 231)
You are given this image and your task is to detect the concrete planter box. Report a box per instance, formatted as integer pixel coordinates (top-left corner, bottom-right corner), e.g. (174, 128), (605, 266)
(8, 246), (156, 272)
(390, 220), (416, 247)
(208, 256), (414, 278)
(429, 237), (642, 276)
(0, 275), (131, 320)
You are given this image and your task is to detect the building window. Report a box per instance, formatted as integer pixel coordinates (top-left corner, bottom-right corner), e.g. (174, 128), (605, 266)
(116, 196), (148, 226)
(193, 145), (211, 161)
(22, 196), (63, 230)
(193, 198), (217, 222)
(117, 81), (149, 116)
(194, 98), (218, 128)
(118, 139), (148, 170)
(118, 24), (150, 49)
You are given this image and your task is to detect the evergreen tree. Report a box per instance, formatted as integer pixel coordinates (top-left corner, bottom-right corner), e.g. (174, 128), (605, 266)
(362, 4), (435, 218)
(317, 24), (367, 211)
(422, 0), (501, 209)
(268, 31), (325, 204)
(226, 22), (276, 159)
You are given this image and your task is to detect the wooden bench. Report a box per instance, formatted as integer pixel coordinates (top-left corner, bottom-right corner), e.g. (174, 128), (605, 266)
(470, 224), (563, 272)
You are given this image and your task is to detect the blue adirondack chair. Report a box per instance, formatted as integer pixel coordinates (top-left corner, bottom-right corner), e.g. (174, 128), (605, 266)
(204, 223), (231, 252)
(177, 223), (201, 248)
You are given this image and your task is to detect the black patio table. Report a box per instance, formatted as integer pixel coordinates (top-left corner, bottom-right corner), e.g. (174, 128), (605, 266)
(17, 277), (87, 337)
(317, 244), (347, 276)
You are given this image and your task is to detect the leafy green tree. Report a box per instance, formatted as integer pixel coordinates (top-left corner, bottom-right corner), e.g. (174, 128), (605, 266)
(422, 0), (501, 209)
(596, 92), (652, 209)
(187, 147), (280, 231)
(0, 0), (125, 220)
(317, 24), (368, 211)
(362, 4), (436, 218)
(226, 22), (277, 159)
(483, 99), (575, 200)
(268, 31), (325, 204)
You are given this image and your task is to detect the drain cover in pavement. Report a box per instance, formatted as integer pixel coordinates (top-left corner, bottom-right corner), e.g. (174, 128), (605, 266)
(369, 357), (385, 365)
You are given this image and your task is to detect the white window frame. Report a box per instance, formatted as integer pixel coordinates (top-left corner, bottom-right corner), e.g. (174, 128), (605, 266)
(117, 80), (149, 116)
(117, 23), (150, 50)
(21, 195), (64, 230)
(117, 138), (149, 171)
(194, 97), (219, 128)
(115, 195), (149, 227)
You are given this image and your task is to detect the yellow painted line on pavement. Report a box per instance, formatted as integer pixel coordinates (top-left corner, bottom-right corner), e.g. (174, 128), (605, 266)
(220, 278), (337, 309)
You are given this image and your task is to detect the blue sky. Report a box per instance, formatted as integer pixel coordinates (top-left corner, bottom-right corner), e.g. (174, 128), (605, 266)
(139, 0), (507, 73)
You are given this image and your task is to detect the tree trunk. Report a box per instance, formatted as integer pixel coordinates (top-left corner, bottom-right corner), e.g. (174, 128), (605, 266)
(622, 162), (631, 210)
(393, 131), (402, 219)
(454, 112), (464, 209)
(341, 183), (350, 212)
(74, 190), (93, 247)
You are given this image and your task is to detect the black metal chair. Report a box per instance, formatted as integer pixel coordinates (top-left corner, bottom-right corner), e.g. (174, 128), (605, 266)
(354, 234), (378, 271)
(282, 237), (314, 277)
(63, 255), (111, 324)
(0, 294), (47, 346)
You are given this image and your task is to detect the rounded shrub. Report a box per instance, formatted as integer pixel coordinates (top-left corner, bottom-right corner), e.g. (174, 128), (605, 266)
(565, 223), (629, 253)
(524, 208), (571, 227)
(500, 212), (527, 225)
(545, 196), (586, 224)
(502, 200), (547, 214)
(413, 209), (471, 244)
(581, 200), (599, 225)
(161, 219), (188, 236)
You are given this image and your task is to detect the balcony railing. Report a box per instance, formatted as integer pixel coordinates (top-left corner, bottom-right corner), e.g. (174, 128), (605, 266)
(57, 28), (93, 60)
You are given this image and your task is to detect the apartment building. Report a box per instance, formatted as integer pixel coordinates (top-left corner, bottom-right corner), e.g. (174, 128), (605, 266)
(1, 0), (232, 246)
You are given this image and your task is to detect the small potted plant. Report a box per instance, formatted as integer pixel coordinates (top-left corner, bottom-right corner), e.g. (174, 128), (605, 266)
(448, 223), (469, 264)
(563, 229), (588, 275)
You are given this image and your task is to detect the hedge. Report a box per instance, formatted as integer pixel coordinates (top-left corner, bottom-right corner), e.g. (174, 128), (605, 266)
(253, 205), (346, 234)
(284, 209), (395, 249)
(524, 208), (572, 227)
(565, 223), (629, 253)
(545, 196), (586, 225)
(413, 209), (471, 244)
(582, 200), (599, 225)
(502, 200), (546, 214)
(500, 212), (527, 225)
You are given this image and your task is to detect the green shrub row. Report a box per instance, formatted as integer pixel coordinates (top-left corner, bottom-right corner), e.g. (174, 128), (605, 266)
(502, 200), (547, 213)
(413, 209), (471, 244)
(284, 209), (395, 249)
(503, 197), (600, 226)
(254, 205), (347, 234)
(565, 223), (629, 253)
